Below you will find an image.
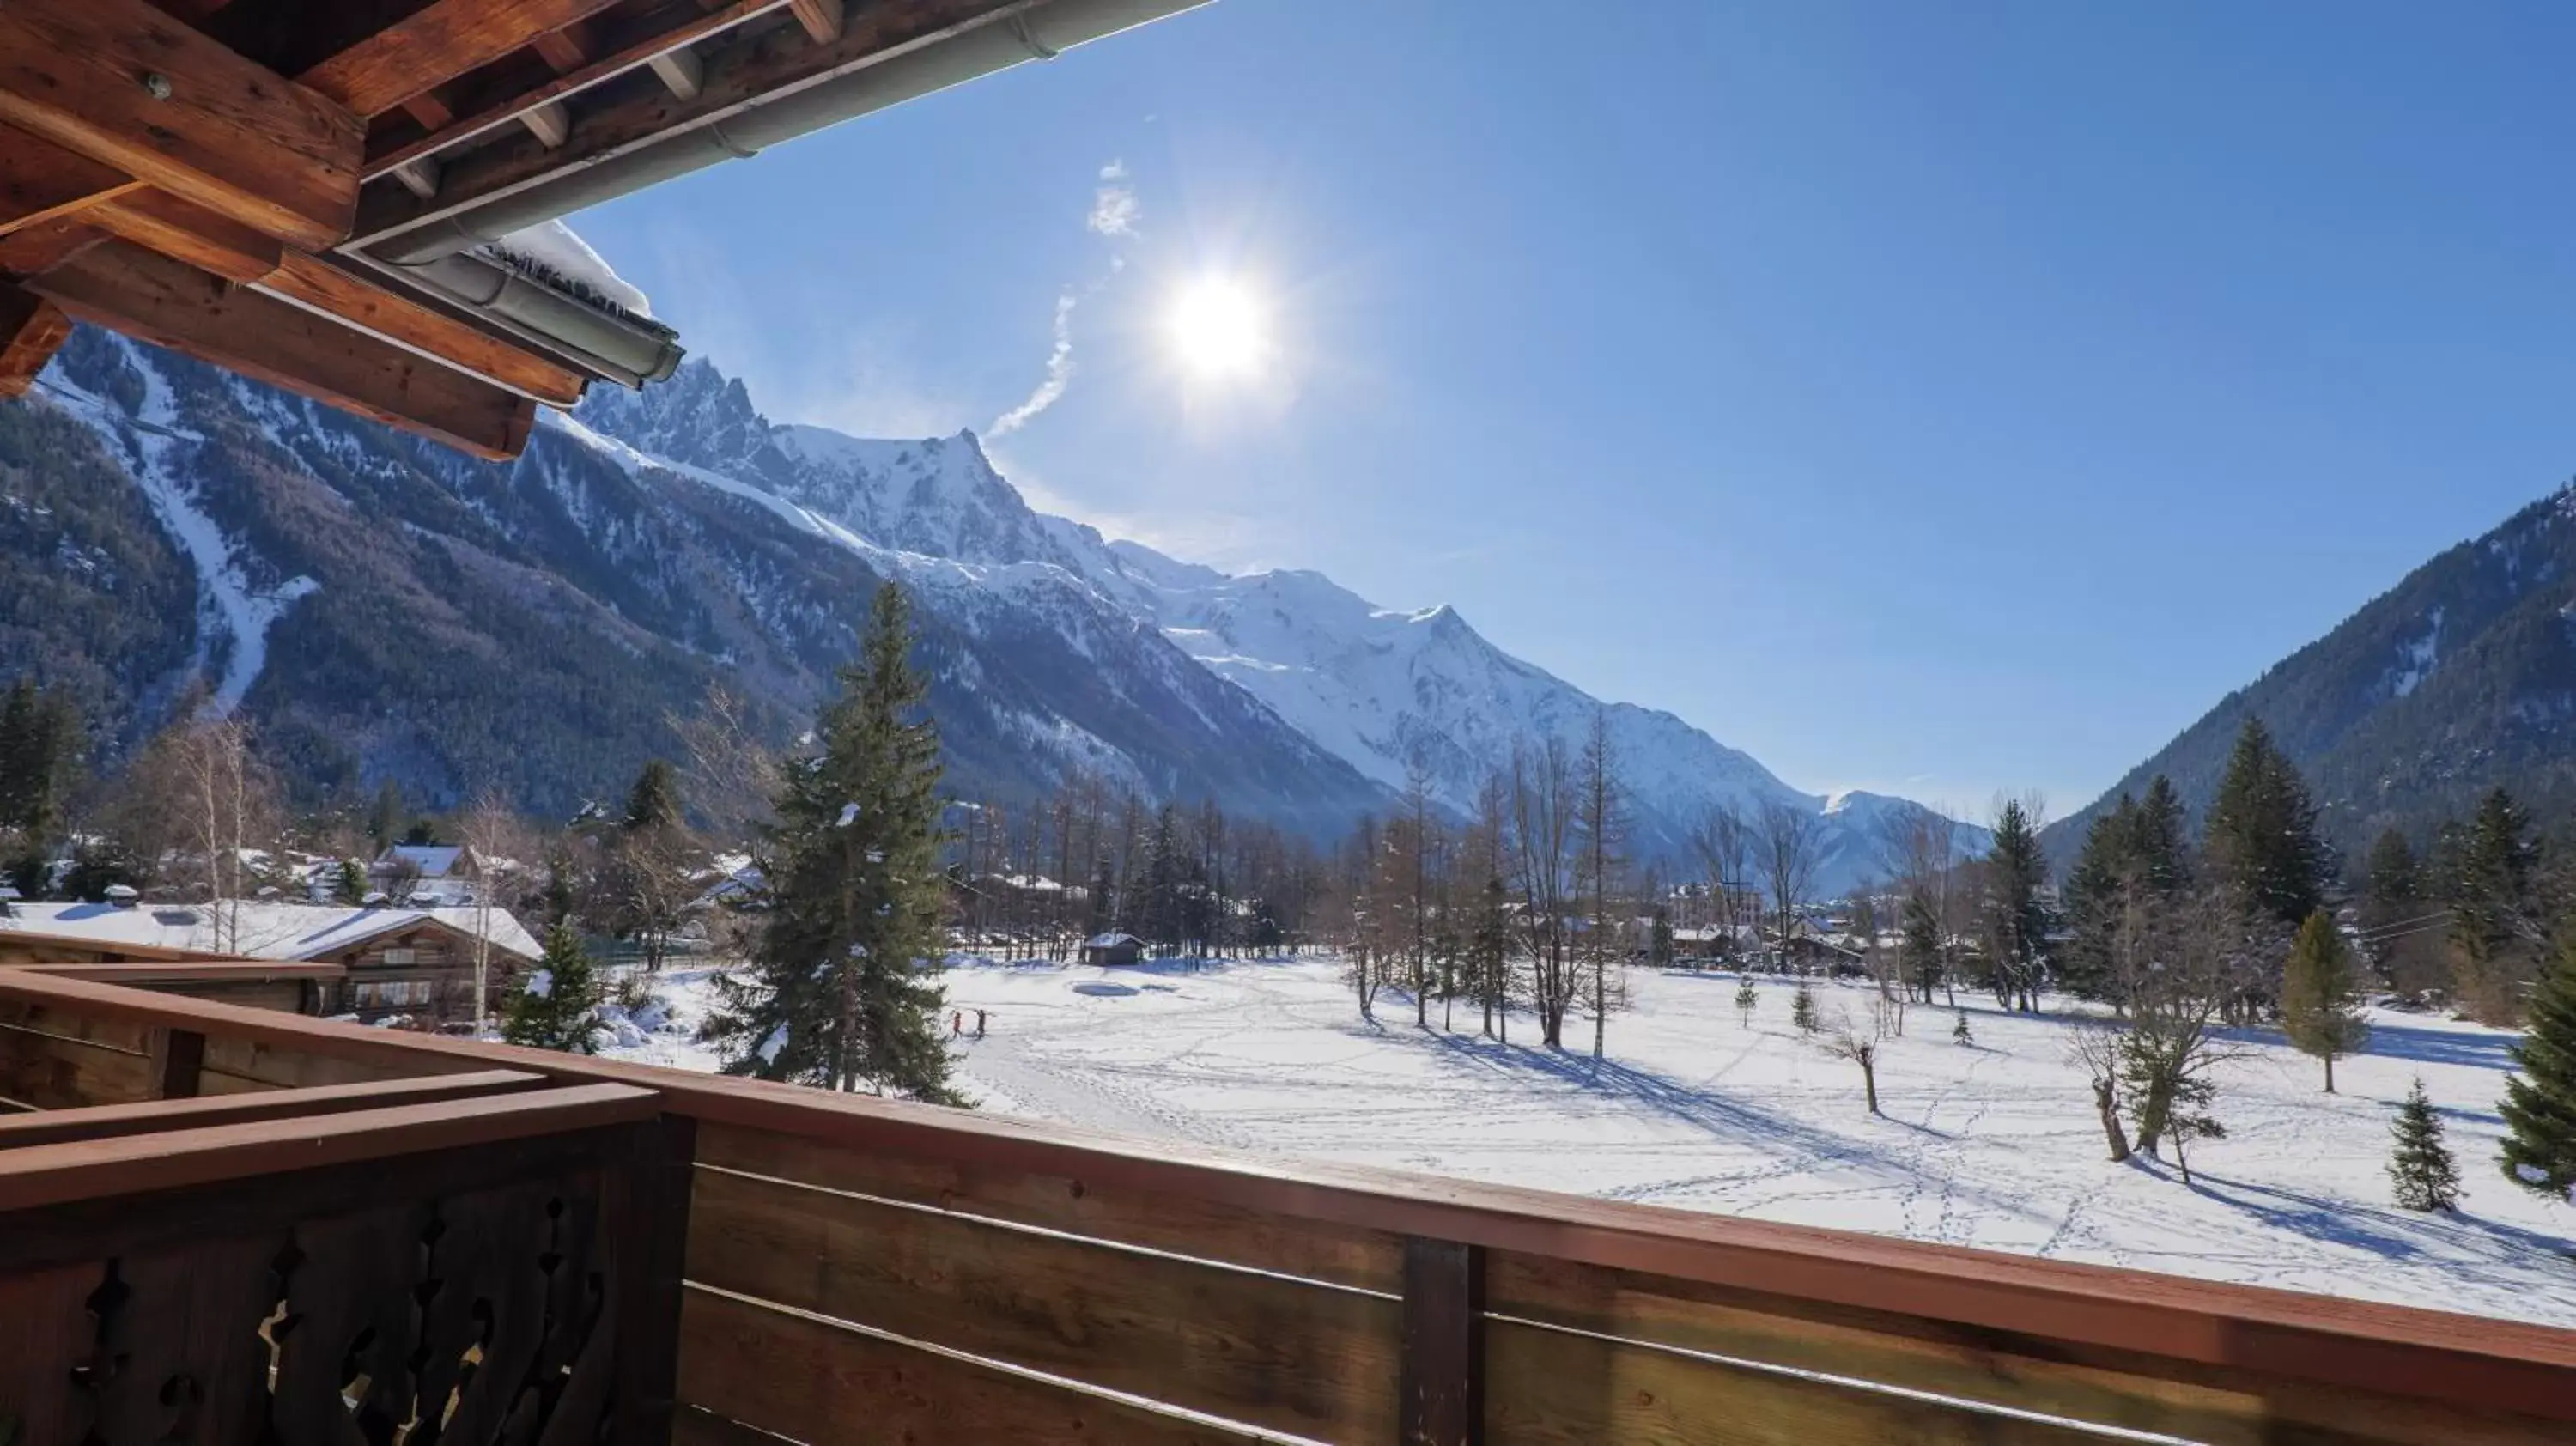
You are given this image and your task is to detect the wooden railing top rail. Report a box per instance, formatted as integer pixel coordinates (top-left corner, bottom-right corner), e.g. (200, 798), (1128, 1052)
(0, 1067), (546, 1148)
(4, 968), (2573, 1425)
(0, 1076), (660, 1212)
(8, 959), (347, 982)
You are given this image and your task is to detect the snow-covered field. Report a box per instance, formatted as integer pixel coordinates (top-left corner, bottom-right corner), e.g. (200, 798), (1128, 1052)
(603, 955), (2576, 1327)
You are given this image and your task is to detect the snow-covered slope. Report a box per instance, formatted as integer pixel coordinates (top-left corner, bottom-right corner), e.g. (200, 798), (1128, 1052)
(574, 360), (1978, 885)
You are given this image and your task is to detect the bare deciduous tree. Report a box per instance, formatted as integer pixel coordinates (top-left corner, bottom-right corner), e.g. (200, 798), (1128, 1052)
(2065, 1020), (2133, 1162)
(1510, 737), (1581, 1048)
(1820, 1007), (1882, 1115)
(1756, 800), (1823, 975)
(458, 788), (532, 1036)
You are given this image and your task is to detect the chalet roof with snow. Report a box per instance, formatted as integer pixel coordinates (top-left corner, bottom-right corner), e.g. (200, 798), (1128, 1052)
(380, 844), (466, 877)
(0, 0), (1206, 458)
(1084, 932), (1143, 950)
(0, 901), (540, 965)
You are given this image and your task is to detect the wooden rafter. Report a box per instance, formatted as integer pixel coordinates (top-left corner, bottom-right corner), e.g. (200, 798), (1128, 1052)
(295, 0), (635, 119)
(0, 285), (75, 399)
(0, 219), (112, 283)
(361, 0), (789, 181)
(259, 252), (589, 406)
(787, 0), (843, 43)
(350, 0), (1023, 246)
(0, 123), (143, 238)
(532, 21), (601, 74)
(27, 240), (538, 459)
(89, 189), (284, 283)
(0, 0), (362, 250)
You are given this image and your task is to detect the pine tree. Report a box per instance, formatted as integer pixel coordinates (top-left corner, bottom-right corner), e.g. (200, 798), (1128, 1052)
(503, 920), (604, 1054)
(2203, 718), (2330, 932)
(623, 758), (685, 832)
(334, 859), (368, 905)
(1952, 1009), (1972, 1046)
(1982, 798), (2051, 1013)
(1649, 908), (1674, 969)
(704, 583), (959, 1103)
(2386, 1078), (2459, 1212)
(2451, 787), (2537, 1024)
(2280, 909), (2369, 1092)
(2499, 932), (2576, 1199)
(1791, 981), (1819, 1034)
(1734, 976), (1758, 1028)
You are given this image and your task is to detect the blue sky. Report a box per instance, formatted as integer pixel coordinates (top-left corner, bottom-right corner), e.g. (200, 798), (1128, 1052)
(568, 0), (2576, 817)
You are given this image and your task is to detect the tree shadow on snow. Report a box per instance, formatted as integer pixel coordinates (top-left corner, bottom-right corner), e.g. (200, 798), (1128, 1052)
(2178, 1166), (2576, 1277)
(1412, 1030), (2052, 1230)
(2360, 1022), (2523, 1073)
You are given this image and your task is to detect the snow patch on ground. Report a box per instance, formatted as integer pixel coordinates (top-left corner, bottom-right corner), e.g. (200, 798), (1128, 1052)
(603, 955), (2576, 1327)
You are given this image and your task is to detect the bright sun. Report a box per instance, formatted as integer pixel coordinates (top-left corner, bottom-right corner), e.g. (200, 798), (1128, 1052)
(1167, 276), (1267, 378)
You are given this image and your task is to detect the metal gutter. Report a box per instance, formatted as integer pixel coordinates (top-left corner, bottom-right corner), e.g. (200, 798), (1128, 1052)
(378, 251), (684, 386)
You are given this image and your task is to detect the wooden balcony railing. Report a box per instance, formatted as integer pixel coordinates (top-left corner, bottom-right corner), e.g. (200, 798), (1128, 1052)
(4, 964), (2574, 1445)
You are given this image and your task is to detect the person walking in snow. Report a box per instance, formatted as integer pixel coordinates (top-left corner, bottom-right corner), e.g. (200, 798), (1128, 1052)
(950, 1011), (962, 1036)
(975, 1009), (987, 1038)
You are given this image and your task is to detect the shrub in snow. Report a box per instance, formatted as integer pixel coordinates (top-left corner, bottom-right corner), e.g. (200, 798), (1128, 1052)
(504, 920), (603, 1054)
(2388, 1078), (2460, 1212)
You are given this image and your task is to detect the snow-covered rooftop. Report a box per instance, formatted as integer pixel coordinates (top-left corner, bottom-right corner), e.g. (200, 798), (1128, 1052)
(0, 901), (540, 963)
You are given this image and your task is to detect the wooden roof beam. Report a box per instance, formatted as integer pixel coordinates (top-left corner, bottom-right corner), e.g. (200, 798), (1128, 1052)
(296, 0), (634, 119)
(70, 177), (586, 404)
(361, 0), (787, 181)
(0, 123), (144, 238)
(351, 0), (1024, 246)
(0, 0), (361, 250)
(27, 240), (539, 459)
(0, 286), (75, 399)
(787, 0), (843, 43)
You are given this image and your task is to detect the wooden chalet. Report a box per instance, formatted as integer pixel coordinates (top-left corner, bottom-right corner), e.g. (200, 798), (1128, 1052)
(1, 0), (1212, 455)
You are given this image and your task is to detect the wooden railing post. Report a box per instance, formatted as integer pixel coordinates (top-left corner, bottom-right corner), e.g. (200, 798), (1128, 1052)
(611, 1114), (697, 1446)
(151, 1025), (204, 1099)
(1400, 1236), (1484, 1446)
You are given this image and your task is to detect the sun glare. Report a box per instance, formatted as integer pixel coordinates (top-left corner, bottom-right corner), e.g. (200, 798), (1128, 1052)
(1167, 276), (1268, 379)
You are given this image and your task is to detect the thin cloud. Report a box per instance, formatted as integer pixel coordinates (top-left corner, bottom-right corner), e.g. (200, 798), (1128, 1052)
(989, 290), (1077, 436)
(1087, 159), (1141, 238)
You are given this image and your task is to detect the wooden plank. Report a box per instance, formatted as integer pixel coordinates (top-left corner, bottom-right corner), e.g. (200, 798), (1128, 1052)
(697, 1119), (1405, 1294)
(0, 1020), (157, 1109)
(29, 240), (539, 460)
(1485, 1315), (2100, 1446)
(0, 1068), (544, 1148)
(89, 186), (285, 283)
(297, 0), (633, 118)
(0, 284), (73, 398)
(0, 121), (141, 235)
(686, 1165), (1400, 1443)
(260, 250), (589, 404)
(1485, 1252), (2571, 1446)
(787, 0), (843, 42)
(678, 1285), (1263, 1446)
(362, 0), (787, 179)
(0, 0), (361, 249)
(0, 216), (109, 279)
(0, 1080), (659, 1212)
(350, 0), (1024, 246)
(0, 1123), (634, 1278)
(1401, 1238), (1481, 1446)
(0, 994), (157, 1054)
(533, 21), (601, 73)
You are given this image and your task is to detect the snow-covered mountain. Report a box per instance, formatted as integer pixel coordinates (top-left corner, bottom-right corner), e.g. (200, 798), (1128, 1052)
(6, 334), (1968, 884)
(571, 360), (1981, 886)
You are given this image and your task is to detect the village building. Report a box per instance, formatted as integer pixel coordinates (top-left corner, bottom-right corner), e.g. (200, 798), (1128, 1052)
(1079, 932), (1145, 967)
(0, 900), (539, 1026)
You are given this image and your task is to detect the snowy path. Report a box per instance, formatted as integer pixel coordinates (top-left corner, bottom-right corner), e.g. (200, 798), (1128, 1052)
(610, 955), (2576, 1328)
